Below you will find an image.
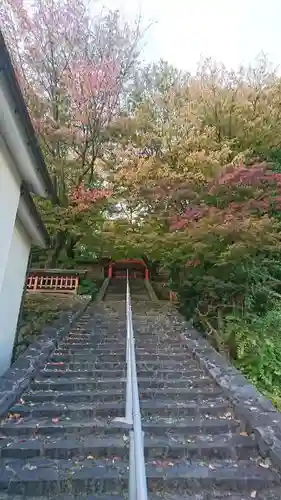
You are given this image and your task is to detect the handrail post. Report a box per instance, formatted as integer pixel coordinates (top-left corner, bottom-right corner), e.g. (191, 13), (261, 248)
(129, 428), (136, 500)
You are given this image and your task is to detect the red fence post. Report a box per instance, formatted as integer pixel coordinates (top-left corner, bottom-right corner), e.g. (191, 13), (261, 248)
(108, 265), (112, 278)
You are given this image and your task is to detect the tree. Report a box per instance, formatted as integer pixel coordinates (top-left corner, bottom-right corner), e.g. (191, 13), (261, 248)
(107, 58), (281, 351)
(110, 55), (281, 224)
(1, 0), (143, 264)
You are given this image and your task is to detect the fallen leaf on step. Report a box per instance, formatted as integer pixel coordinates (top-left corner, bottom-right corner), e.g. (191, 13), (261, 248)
(8, 413), (21, 421)
(23, 463), (37, 471)
(52, 418), (59, 424)
(259, 461), (270, 468)
(239, 432), (248, 436)
(250, 492), (257, 498)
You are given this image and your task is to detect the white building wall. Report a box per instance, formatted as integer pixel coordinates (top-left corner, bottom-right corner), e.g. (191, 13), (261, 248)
(0, 77), (49, 197)
(0, 140), (21, 291)
(0, 219), (31, 375)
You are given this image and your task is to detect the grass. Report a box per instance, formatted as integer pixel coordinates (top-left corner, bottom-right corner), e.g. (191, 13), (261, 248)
(14, 293), (86, 360)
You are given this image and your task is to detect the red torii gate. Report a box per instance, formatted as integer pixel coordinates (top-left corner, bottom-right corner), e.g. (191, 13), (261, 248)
(107, 259), (149, 280)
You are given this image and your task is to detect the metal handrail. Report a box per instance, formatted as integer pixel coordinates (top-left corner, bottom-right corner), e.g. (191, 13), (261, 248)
(114, 273), (148, 500)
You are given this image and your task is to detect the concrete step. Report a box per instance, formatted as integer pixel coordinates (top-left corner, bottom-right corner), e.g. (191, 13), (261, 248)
(0, 434), (258, 461)
(50, 352), (126, 362)
(0, 495), (125, 500)
(9, 399), (232, 419)
(50, 351), (194, 362)
(61, 343), (125, 350)
(135, 360), (199, 369)
(103, 296), (125, 301)
(150, 491), (281, 500)
(0, 416), (240, 438)
(0, 457), (278, 496)
(8, 401), (126, 419)
(145, 459), (280, 492)
(31, 376), (212, 391)
(45, 360), (200, 371)
(3, 493), (281, 500)
(59, 344), (190, 354)
(46, 361), (125, 370)
(134, 334), (183, 341)
(3, 494), (281, 500)
(135, 347), (190, 353)
(39, 368), (204, 380)
(136, 368), (207, 378)
(23, 386), (223, 404)
(31, 378), (126, 391)
(63, 340), (184, 349)
(0, 457), (128, 496)
(39, 369), (126, 379)
(59, 345), (125, 352)
(23, 389), (126, 403)
(65, 334), (125, 340)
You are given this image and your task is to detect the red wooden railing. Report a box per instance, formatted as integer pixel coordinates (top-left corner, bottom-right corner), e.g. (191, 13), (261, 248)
(27, 275), (79, 294)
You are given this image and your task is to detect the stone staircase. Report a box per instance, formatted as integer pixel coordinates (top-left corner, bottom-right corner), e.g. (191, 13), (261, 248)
(132, 302), (281, 499)
(0, 290), (280, 498)
(0, 303), (128, 498)
(104, 278), (149, 301)
(103, 277), (126, 300)
(129, 278), (149, 300)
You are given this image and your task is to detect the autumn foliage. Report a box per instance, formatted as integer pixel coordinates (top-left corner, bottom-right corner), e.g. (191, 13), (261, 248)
(1, 0), (142, 264)
(169, 162), (281, 231)
(98, 58), (281, 407)
(3, 2), (281, 405)
(71, 184), (112, 213)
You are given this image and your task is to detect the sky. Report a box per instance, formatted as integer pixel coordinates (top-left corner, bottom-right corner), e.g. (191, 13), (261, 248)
(101, 0), (281, 73)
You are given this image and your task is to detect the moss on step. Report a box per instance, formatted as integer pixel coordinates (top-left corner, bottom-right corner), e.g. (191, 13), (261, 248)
(14, 294), (86, 360)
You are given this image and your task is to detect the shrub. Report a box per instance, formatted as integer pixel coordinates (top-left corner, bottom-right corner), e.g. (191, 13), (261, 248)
(78, 278), (98, 297)
(224, 306), (281, 409)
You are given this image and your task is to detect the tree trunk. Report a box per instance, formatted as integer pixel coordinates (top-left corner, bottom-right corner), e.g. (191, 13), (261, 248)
(46, 231), (67, 268)
(66, 235), (80, 260)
